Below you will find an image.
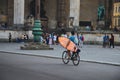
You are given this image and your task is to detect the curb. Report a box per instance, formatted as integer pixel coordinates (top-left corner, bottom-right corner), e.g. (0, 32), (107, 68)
(0, 51), (61, 59)
(0, 51), (120, 66)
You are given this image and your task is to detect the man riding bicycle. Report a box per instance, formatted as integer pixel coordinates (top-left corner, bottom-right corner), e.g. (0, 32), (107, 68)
(68, 31), (80, 60)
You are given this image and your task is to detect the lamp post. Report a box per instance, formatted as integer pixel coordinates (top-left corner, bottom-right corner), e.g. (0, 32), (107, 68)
(20, 0), (53, 50)
(32, 0), (42, 42)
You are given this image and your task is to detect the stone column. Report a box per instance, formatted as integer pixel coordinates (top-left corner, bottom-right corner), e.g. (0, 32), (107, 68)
(69, 0), (80, 27)
(14, 0), (24, 27)
(8, 0), (14, 26)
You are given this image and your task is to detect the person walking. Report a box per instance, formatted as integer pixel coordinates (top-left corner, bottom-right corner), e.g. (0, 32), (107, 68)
(8, 33), (12, 42)
(106, 34), (109, 47)
(79, 34), (84, 48)
(103, 34), (109, 48)
(53, 34), (57, 45)
(109, 33), (114, 48)
(49, 34), (53, 45)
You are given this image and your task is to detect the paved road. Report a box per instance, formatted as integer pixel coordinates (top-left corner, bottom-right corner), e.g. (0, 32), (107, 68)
(0, 43), (120, 66)
(0, 52), (120, 80)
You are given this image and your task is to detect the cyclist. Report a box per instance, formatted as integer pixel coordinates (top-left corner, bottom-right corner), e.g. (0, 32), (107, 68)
(68, 31), (80, 59)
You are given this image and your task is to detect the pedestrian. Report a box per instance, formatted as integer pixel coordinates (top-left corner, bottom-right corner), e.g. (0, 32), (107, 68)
(103, 34), (109, 48)
(79, 34), (84, 48)
(106, 34), (109, 47)
(24, 34), (28, 42)
(45, 33), (49, 45)
(74, 32), (79, 45)
(49, 34), (53, 45)
(21, 34), (25, 42)
(56, 34), (59, 45)
(62, 32), (68, 38)
(8, 32), (12, 42)
(109, 33), (114, 48)
(53, 34), (57, 45)
(39, 35), (43, 43)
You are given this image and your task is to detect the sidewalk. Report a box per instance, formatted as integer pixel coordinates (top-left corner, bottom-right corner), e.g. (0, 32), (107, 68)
(0, 43), (120, 66)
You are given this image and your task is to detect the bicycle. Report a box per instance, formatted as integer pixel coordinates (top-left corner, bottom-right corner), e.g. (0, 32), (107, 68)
(62, 49), (80, 66)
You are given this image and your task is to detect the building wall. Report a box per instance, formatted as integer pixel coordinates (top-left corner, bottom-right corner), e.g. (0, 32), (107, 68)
(25, 0), (32, 18)
(80, 0), (99, 28)
(0, 0), (9, 26)
(0, 0), (114, 30)
(113, 2), (120, 28)
(45, 0), (57, 29)
(57, 0), (70, 28)
(8, 0), (14, 26)
(24, 0), (58, 29)
(0, 0), (8, 14)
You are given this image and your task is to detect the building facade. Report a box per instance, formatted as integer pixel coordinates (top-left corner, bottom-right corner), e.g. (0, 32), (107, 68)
(113, 0), (120, 29)
(0, 0), (115, 31)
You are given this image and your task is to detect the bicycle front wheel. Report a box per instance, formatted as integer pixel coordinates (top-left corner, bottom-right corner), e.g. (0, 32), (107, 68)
(62, 51), (69, 64)
(72, 53), (80, 66)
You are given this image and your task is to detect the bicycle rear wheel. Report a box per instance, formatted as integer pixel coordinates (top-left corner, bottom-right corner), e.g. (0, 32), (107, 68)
(62, 51), (70, 64)
(72, 53), (80, 66)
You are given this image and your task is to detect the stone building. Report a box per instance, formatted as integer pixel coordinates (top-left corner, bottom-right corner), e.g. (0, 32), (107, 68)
(113, 0), (120, 29)
(0, 0), (116, 31)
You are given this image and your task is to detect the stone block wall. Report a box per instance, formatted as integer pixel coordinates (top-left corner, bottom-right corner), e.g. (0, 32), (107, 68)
(45, 0), (57, 29)
(7, 0), (14, 26)
(80, 0), (99, 28)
